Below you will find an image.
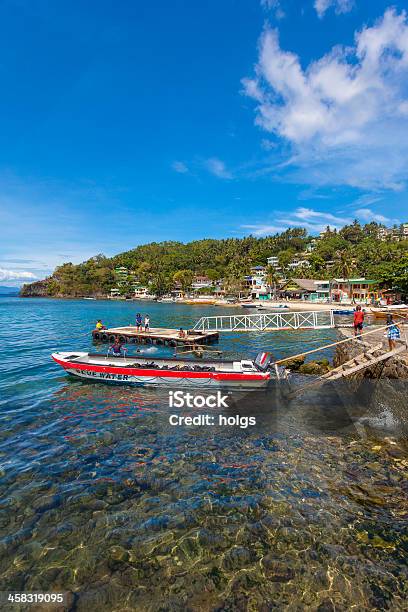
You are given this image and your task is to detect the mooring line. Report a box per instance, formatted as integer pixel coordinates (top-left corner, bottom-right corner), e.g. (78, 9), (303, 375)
(273, 322), (406, 365)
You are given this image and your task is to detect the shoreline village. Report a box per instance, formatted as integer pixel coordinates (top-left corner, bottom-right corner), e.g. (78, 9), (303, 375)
(20, 223), (408, 311)
(20, 224), (408, 384)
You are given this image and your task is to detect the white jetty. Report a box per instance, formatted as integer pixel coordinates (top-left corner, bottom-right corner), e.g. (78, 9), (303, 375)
(193, 310), (335, 333)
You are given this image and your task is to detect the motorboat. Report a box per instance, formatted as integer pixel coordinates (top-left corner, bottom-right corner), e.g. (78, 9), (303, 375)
(183, 298), (216, 305)
(261, 303), (290, 310)
(368, 304), (408, 319)
(241, 302), (285, 310)
(333, 309), (355, 315)
(52, 351), (274, 389)
(214, 299), (238, 306)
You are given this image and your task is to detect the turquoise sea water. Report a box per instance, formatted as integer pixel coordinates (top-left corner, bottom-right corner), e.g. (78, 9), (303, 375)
(0, 298), (407, 610)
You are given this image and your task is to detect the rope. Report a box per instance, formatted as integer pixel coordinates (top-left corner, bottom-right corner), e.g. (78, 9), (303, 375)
(274, 322), (403, 365)
(288, 342), (406, 398)
(285, 315), (408, 397)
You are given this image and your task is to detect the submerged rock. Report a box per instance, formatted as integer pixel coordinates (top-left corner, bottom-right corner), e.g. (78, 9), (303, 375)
(223, 546), (254, 570)
(261, 556), (295, 582)
(108, 545), (130, 567)
(284, 356), (305, 371)
(32, 494), (61, 513)
(299, 359), (330, 375)
(198, 528), (229, 550)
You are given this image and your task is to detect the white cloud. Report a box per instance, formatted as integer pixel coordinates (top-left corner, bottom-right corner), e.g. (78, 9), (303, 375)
(243, 8), (408, 190)
(0, 268), (37, 282)
(243, 223), (287, 235)
(261, 0), (285, 20)
(291, 207), (343, 223)
(261, 138), (277, 150)
(354, 208), (389, 223)
(314, 0), (354, 19)
(241, 206), (394, 236)
(351, 193), (382, 208)
(242, 207), (346, 235)
(172, 161), (189, 174)
(241, 222), (293, 235)
(205, 158), (233, 179)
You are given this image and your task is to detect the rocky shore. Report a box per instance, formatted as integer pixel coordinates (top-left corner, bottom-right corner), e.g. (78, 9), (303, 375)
(333, 327), (408, 379)
(19, 279), (51, 297)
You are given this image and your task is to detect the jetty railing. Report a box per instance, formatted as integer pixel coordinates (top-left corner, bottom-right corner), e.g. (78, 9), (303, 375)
(192, 310), (335, 333)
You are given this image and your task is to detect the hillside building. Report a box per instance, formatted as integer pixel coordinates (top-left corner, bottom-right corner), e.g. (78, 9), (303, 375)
(279, 279), (329, 301)
(330, 278), (380, 303)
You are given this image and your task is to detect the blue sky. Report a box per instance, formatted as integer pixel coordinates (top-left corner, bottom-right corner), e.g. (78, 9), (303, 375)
(1, 0), (408, 284)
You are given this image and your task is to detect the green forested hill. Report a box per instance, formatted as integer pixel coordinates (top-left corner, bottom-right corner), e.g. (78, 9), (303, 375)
(20, 222), (408, 297)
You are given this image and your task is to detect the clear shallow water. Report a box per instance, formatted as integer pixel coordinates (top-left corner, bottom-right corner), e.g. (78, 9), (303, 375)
(0, 298), (407, 611)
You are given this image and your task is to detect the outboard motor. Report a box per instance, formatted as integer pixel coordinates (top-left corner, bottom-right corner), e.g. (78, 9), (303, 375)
(254, 351), (273, 372)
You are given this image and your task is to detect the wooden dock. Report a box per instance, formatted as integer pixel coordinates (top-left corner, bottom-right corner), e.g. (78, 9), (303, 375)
(92, 326), (219, 346)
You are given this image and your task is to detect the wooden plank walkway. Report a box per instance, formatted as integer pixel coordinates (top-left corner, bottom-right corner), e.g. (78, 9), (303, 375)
(92, 326), (219, 346)
(321, 344), (406, 381)
(288, 342), (407, 397)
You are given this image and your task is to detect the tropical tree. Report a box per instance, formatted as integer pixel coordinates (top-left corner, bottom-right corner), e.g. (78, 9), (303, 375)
(222, 276), (242, 297)
(278, 249), (295, 272)
(173, 269), (194, 295)
(136, 262), (152, 285)
(339, 220), (364, 244)
(265, 265), (280, 299)
(333, 249), (356, 279)
(150, 272), (173, 297)
(309, 253), (327, 275)
(223, 256), (251, 297)
(205, 268), (221, 281)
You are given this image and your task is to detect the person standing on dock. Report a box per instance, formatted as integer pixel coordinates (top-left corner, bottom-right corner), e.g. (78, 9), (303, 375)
(353, 305), (364, 340)
(136, 313), (143, 331)
(386, 314), (401, 351)
(144, 314), (150, 332)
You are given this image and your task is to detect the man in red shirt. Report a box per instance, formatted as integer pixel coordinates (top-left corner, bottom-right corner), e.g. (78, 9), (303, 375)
(353, 305), (364, 340)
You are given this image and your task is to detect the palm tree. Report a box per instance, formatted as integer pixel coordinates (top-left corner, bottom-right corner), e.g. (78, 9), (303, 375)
(333, 249), (357, 302)
(265, 265), (280, 299)
(223, 275), (244, 297)
(224, 256), (251, 298)
(333, 249), (355, 280)
(173, 270), (194, 296)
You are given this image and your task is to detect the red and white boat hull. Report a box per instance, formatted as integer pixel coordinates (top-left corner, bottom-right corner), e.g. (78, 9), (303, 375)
(52, 352), (271, 389)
